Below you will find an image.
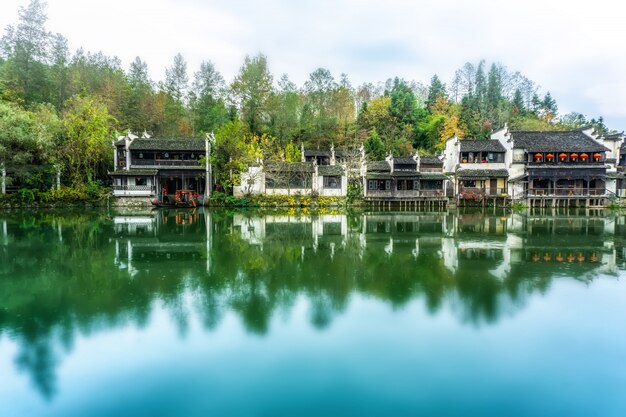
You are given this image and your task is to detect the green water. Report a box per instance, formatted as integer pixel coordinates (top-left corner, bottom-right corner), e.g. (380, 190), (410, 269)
(1, 208), (625, 417)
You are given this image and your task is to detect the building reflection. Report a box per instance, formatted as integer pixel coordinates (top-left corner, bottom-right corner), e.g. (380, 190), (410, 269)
(1, 209), (625, 400)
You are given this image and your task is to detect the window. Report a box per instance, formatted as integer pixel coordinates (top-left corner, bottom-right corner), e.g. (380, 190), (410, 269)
(461, 180), (476, 188)
(323, 176), (341, 189)
(397, 179), (415, 190)
(367, 180), (390, 191)
(422, 180), (443, 190)
(135, 177), (147, 186)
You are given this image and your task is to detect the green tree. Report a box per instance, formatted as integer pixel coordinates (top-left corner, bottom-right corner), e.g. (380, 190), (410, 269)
(303, 67), (338, 148)
(0, 101), (57, 188)
(59, 95), (115, 186)
(388, 77), (418, 127)
(230, 53), (273, 135)
(426, 74), (446, 112)
(0, 0), (51, 104)
(364, 128), (386, 160)
(267, 74), (301, 147)
(189, 60), (229, 135)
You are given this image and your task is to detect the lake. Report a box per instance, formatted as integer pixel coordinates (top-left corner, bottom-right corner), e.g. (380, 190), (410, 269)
(1, 208), (625, 417)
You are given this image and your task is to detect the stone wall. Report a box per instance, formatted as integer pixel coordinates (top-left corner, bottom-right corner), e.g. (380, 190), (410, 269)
(113, 196), (154, 208)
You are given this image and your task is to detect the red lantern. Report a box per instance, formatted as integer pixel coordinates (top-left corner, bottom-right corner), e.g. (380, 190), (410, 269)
(546, 153), (554, 161)
(559, 153), (567, 161)
(593, 153), (601, 161)
(570, 153), (578, 160)
(534, 153), (543, 161)
(580, 153), (588, 160)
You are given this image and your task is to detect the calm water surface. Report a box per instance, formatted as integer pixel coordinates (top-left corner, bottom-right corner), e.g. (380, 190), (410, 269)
(1, 208), (625, 417)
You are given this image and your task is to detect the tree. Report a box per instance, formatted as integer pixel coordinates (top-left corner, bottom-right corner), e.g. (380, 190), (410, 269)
(189, 60), (228, 135)
(59, 95), (115, 187)
(303, 67), (337, 147)
(388, 77), (418, 127)
(164, 53), (188, 103)
(230, 53), (273, 135)
(0, 0), (51, 103)
(541, 92), (558, 122)
(364, 128), (386, 160)
(267, 74), (301, 146)
(0, 101), (57, 188)
(426, 74), (446, 111)
(49, 33), (70, 109)
(512, 89), (525, 115)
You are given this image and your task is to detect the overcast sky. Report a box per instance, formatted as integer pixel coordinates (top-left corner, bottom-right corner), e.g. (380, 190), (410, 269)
(2, 0), (626, 129)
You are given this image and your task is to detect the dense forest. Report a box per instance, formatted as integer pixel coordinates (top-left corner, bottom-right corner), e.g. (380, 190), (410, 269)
(0, 0), (613, 192)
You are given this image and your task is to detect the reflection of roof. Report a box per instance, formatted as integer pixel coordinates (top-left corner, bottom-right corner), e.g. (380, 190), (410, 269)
(110, 169), (158, 176)
(318, 165), (345, 176)
(457, 168), (509, 178)
(460, 139), (506, 153)
(129, 138), (205, 151)
(367, 161), (391, 172)
(265, 162), (314, 172)
(511, 131), (610, 152)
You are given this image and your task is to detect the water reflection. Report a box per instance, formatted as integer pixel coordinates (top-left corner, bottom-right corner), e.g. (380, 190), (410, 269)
(0, 208), (625, 400)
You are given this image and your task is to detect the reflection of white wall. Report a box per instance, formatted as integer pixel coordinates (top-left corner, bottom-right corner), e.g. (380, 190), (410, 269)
(442, 237), (457, 274)
(233, 214), (266, 246)
(1, 220), (7, 246)
(113, 216), (155, 235)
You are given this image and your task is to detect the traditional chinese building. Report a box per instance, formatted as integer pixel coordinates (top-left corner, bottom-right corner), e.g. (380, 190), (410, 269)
(363, 153), (448, 207)
(443, 137), (510, 205)
(505, 130), (610, 207)
(110, 132), (210, 205)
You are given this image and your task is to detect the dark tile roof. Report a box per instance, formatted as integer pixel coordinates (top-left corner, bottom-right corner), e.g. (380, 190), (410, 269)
(114, 138), (126, 146)
(420, 156), (443, 165)
(367, 161), (391, 172)
(511, 131), (609, 153)
(603, 132), (624, 141)
(460, 139), (506, 153)
(304, 150), (331, 157)
(318, 165), (345, 176)
(420, 172), (448, 180)
(110, 169), (158, 176)
(129, 138), (205, 151)
(365, 173), (392, 179)
(391, 171), (420, 177)
(393, 156), (417, 165)
(264, 162), (314, 173)
(457, 168), (509, 178)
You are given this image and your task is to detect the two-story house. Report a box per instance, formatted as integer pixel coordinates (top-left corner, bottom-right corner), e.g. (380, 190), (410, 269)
(363, 153), (448, 203)
(110, 132), (209, 205)
(443, 137), (509, 204)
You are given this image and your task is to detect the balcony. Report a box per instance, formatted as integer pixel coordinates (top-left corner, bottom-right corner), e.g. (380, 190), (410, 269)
(366, 189), (445, 199)
(527, 188), (606, 197)
(131, 159), (201, 168)
(527, 152), (604, 165)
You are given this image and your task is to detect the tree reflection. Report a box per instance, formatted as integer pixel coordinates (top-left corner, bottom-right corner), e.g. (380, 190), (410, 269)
(0, 208), (623, 399)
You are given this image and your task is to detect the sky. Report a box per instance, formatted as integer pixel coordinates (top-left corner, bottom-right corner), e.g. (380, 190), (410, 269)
(1, 0), (626, 129)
